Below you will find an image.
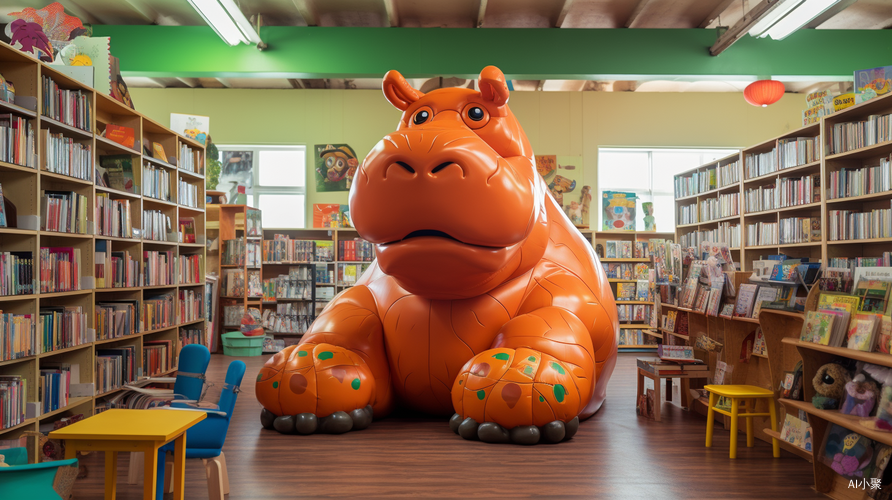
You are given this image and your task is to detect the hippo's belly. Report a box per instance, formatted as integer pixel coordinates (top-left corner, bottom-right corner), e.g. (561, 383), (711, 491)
(380, 293), (512, 414)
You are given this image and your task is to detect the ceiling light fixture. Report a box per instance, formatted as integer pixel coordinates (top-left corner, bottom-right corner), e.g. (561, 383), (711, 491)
(749, 0), (841, 40)
(187, 0), (261, 46)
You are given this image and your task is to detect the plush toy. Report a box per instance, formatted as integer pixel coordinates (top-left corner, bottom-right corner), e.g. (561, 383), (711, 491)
(841, 374), (879, 417)
(0, 455), (8, 467)
(813, 363), (851, 409)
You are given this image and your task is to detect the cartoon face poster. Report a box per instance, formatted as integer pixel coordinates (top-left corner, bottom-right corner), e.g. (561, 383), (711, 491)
(315, 144), (359, 192)
(171, 113), (209, 145)
(602, 191), (637, 231)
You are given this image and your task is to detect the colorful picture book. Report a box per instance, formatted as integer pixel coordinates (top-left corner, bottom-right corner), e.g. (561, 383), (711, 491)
(101, 154), (135, 193)
(105, 124), (135, 149)
(152, 142), (167, 162)
(734, 284), (758, 317)
(800, 311), (837, 345)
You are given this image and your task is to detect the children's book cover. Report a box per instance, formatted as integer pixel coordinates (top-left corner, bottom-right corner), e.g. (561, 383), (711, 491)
(820, 424), (875, 479)
(847, 313), (879, 351)
(801, 311), (835, 345)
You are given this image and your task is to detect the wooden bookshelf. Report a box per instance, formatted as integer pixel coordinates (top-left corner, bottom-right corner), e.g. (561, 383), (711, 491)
(0, 40), (207, 438)
(216, 205), (261, 350)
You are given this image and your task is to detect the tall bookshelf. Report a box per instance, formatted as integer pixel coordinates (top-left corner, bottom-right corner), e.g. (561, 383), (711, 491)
(672, 91), (892, 477)
(590, 229), (675, 351)
(0, 40), (206, 441)
(216, 204), (262, 349)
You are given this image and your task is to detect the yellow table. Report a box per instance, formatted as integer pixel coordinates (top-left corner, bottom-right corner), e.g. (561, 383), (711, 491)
(48, 409), (206, 500)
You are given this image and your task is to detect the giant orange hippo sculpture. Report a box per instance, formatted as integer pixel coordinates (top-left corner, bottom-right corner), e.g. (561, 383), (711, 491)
(256, 66), (619, 444)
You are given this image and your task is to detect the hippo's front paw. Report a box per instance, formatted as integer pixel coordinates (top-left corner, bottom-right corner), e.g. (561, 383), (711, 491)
(450, 347), (585, 444)
(256, 343), (376, 434)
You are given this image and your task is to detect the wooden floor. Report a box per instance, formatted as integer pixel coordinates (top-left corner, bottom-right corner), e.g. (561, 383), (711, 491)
(72, 352), (825, 499)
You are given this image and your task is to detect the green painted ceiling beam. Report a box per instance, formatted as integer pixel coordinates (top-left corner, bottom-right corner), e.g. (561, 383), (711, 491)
(91, 26), (892, 81)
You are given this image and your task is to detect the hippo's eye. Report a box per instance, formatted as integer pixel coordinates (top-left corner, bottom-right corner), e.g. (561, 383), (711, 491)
(468, 107), (485, 121)
(413, 110), (429, 125)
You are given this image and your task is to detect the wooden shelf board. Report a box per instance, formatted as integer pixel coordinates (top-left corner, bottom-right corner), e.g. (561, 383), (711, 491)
(179, 319), (206, 327)
(761, 310), (804, 320)
(600, 258), (650, 262)
(827, 237), (892, 245)
(178, 205), (205, 213)
(0, 418), (37, 435)
(94, 334), (140, 345)
(143, 196), (177, 207)
(717, 182), (740, 193)
(618, 345), (658, 349)
(615, 301), (654, 305)
(0, 354), (37, 367)
(827, 190), (892, 204)
(177, 168), (205, 180)
(825, 138), (892, 161)
(746, 244), (780, 250)
(95, 235), (139, 243)
(95, 286), (141, 292)
(660, 302), (678, 309)
(783, 337), (892, 368)
(95, 185), (140, 200)
(143, 156), (178, 170)
(729, 316), (760, 324)
(642, 330), (662, 339)
(39, 230), (92, 240)
(38, 397), (92, 420)
(40, 115), (92, 139)
(776, 201), (822, 213)
(781, 398), (892, 448)
(0, 98), (37, 117)
(0, 160), (38, 174)
(777, 241), (821, 248)
(619, 323), (652, 329)
(40, 342), (91, 357)
(38, 290), (92, 298)
(763, 427), (813, 462)
(39, 169), (93, 186)
(752, 352), (769, 359)
(143, 284), (177, 289)
(0, 293), (37, 302)
(665, 331), (690, 340)
(95, 135), (141, 155)
(94, 386), (125, 399)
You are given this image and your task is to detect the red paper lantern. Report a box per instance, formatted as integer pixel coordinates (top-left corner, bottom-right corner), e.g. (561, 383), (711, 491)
(744, 80), (786, 107)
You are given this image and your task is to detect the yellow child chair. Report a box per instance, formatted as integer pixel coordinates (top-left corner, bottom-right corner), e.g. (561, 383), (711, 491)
(704, 384), (781, 459)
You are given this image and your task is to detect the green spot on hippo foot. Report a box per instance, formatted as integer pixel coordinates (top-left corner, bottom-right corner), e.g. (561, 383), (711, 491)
(527, 356), (536, 362)
(256, 374), (262, 382)
(551, 362), (566, 375)
(351, 378), (361, 390)
(554, 384), (566, 403)
(318, 351), (334, 360)
(272, 381), (279, 389)
(539, 395), (545, 402)
(492, 353), (510, 361)
(477, 390), (486, 400)
(298, 350), (308, 357)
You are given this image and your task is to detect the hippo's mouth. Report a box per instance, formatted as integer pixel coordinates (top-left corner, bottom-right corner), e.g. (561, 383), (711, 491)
(386, 229), (503, 249)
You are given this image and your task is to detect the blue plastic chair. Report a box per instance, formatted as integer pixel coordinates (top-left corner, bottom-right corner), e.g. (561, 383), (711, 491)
(0, 447), (78, 499)
(156, 359), (246, 499)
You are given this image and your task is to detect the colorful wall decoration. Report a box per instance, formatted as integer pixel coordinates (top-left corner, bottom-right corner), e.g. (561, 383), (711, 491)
(315, 144), (358, 192)
(602, 191), (637, 231)
(171, 113), (209, 145)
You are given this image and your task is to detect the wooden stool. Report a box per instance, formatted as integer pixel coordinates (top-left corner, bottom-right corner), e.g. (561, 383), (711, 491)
(704, 384), (780, 459)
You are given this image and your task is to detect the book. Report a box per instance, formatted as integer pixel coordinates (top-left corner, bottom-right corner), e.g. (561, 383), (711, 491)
(105, 124), (135, 149)
(751, 286), (779, 318)
(734, 284), (758, 317)
(616, 283), (635, 301)
(0, 182), (5, 227)
(753, 327), (767, 356)
(820, 424), (875, 479)
(853, 279), (892, 313)
(178, 217), (196, 243)
(636, 280), (649, 301)
(847, 313), (880, 351)
(101, 154), (135, 193)
(152, 142), (167, 162)
(779, 414), (811, 451)
(800, 311), (836, 345)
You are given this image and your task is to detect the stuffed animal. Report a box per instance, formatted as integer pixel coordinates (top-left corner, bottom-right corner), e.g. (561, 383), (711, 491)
(813, 363), (851, 409)
(841, 374), (879, 417)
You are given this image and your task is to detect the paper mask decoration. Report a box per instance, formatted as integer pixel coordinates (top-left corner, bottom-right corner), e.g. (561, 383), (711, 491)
(5, 20), (53, 62)
(602, 191), (638, 231)
(171, 113), (210, 146)
(535, 155), (556, 178)
(315, 144), (359, 192)
(548, 174), (576, 207)
(6, 2), (86, 61)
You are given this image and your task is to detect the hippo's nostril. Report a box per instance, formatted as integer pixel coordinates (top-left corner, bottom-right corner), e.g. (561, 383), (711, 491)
(431, 162), (453, 174)
(396, 161), (415, 174)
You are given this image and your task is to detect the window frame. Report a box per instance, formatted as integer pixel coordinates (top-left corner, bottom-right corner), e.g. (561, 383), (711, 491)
(597, 147), (740, 231)
(216, 144), (308, 228)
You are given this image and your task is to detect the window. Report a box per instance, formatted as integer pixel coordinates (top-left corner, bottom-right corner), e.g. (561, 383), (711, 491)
(598, 148), (738, 232)
(216, 145), (307, 228)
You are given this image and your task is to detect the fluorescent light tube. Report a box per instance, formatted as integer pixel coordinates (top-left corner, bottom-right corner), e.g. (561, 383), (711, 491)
(748, 0), (804, 38)
(188, 0), (261, 46)
(763, 0), (841, 40)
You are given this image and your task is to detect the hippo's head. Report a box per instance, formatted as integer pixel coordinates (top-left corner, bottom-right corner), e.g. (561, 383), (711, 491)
(350, 66), (550, 300)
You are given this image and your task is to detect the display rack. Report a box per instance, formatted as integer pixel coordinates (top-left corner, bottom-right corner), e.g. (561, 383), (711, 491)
(0, 40), (206, 440)
(215, 205), (261, 350)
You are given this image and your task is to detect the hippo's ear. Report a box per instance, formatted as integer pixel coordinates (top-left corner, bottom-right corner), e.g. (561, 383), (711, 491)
(383, 70), (423, 111)
(478, 66), (509, 107)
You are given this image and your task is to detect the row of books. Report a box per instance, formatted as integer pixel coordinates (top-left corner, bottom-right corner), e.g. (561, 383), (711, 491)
(801, 285), (892, 353)
(827, 158), (891, 200)
(677, 202), (698, 225)
(0, 251), (33, 296)
(95, 194), (132, 238)
(0, 312), (35, 362)
(698, 196), (735, 222)
(179, 144), (201, 174)
(262, 236), (334, 263)
(222, 305), (244, 327)
(95, 301), (138, 340)
(40, 306), (87, 353)
(617, 304), (651, 322)
(42, 129), (90, 180)
(222, 269), (245, 297)
(777, 137), (820, 170)
(778, 216), (822, 244)
(96, 346), (136, 395)
(679, 223), (740, 250)
(177, 178), (199, 208)
(618, 329), (658, 347)
(660, 310), (689, 335)
(828, 255), (892, 272)
(267, 272), (314, 300)
(777, 174), (821, 208)
(827, 113), (892, 155)
(828, 206), (892, 241)
(41, 76), (91, 132)
(616, 280), (650, 301)
(40, 364), (73, 414)
(604, 240), (651, 259)
(144, 250), (174, 286)
(718, 160), (740, 188)
(39, 247), (81, 293)
(0, 375), (26, 430)
(179, 327), (203, 347)
(143, 292), (174, 331)
(338, 263), (368, 285)
(674, 168), (716, 199)
(95, 244), (138, 288)
(338, 239), (374, 262)
(179, 254), (202, 284)
(222, 239), (246, 266)
(602, 263), (649, 280)
(746, 221), (778, 246)
(41, 190), (88, 234)
(142, 163), (170, 201)
(744, 149), (778, 179)
(143, 209), (171, 241)
(744, 184), (776, 213)
(143, 340), (172, 377)
(0, 114), (34, 168)
(262, 303), (313, 334)
(652, 240), (683, 285)
(179, 289), (203, 323)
